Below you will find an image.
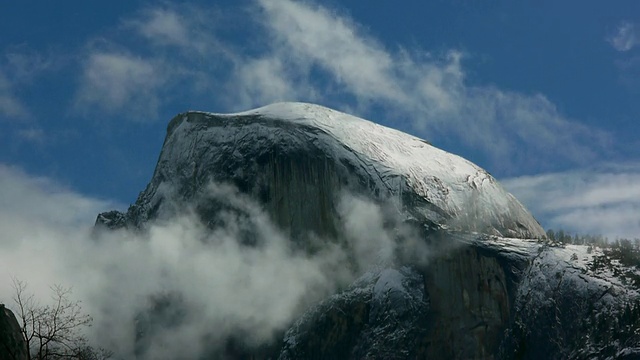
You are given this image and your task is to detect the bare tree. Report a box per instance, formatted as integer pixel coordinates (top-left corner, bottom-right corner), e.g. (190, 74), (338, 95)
(11, 278), (110, 360)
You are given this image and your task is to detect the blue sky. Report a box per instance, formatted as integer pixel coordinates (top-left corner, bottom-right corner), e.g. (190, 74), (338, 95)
(2, 0), (640, 237)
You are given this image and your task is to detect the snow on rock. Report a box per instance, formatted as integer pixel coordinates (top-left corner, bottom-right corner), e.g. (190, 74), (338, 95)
(370, 267), (425, 323)
(280, 231), (640, 359)
(116, 102), (544, 239)
(279, 266), (428, 360)
(93, 102), (640, 359)
(233, 103), (544, 238)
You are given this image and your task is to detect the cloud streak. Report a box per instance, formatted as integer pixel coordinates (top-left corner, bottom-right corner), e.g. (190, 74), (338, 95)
(503, 163), (640, 239)
(0, 70), (29, 119)
(125, 3), (227, 57)
(608, 21), (640, 52)
(66, 0), (612, 173)
(74, 51), (168, 117)
(73, 3), (235, 121)
(247, 0), (610, 171)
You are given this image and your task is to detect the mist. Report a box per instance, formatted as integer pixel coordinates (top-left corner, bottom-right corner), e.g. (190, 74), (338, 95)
(0, 166), (431, 359)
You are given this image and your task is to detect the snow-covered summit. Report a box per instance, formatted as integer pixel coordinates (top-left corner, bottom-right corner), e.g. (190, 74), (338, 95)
(110, 102), (544, 238)
(94, 103), (640, 359)
(233, 102), (478, 183)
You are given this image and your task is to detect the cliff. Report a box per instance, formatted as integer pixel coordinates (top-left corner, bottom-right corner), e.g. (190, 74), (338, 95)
(95, 102), (639, 359)
(97, 102), (544, 240)
(0, 304), (27, 360)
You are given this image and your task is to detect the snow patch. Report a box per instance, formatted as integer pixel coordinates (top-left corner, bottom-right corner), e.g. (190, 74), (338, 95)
(173, 102), (546, 238)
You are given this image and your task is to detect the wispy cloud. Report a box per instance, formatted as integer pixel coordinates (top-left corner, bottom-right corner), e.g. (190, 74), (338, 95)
(74, 51), (167, 117)
(0, 70), (29, 119)
(0, 165), (329, 358)
(608, 21), (640, 52)
(0, 164), (118, 229)
(67, 0), (611, 171)
(15, 127), (46, 145)
(0, 46), (58, 120)
(125, 4), (225, 56)
(4, 45), (54, 82)
(232, 56), (311, 108)
(0, 164), (428, 359)
(73, 4), (235, 120)
(503, 163), (640, 239)
(0, 60), (53, 147)
(255, 0), (401, 103)
(246, 0), (610, 171)
(131, 7), (191, 48)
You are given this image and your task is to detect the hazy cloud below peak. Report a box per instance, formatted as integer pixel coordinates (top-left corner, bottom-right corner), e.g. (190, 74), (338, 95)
(0, 165), (431, 359)
(0, 164), (117, 227)
(2, 9), (638, 350)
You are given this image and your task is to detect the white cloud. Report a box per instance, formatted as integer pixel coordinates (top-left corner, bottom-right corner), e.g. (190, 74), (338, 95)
(0, 166), (333, 358)
(126, 5), (224, 56)
(72, 4), (235, 120)
(256, 0), (401, 103)
(74, 52), (166, 117)
(4, 46), (54, 82)
(0, 164), (117, 296)
(67, 0), (610, 169)
(608, 21), (640, 52)
(503, 163), (640, 239)
(247, 0), (609, 170)
(0, 165), (429, 359)
(133, 8), (190, 48)
(230, 56), (312, 110)
(0, 70), (29, 119)
(0, 164), (116, 227)
(0, 47), (56, 120)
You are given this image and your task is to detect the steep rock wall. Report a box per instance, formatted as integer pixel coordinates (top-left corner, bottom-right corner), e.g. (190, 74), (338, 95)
(421, 246), (515, 359)
(0, 305), (27, 360)
(92, 104), (640, 359)
(280, 239), (529, 360)
(261, 150), (342, 239)
(97, 104), (545, 239)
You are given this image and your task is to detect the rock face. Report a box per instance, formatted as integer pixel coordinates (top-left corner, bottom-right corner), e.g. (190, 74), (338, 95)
(280, 235), (640, 360)
(279, 234), (526, 360)
(0, 304), (27, 360)
(97, 102), (639, 359)
(280, 266), (429, 360)
(98, 102), (544, 239)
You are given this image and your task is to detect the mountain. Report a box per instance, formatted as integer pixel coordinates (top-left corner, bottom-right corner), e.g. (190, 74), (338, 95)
(0, 304), (27, 360)
(97, 102), (543, 239)
(96, 102), (640, 359)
